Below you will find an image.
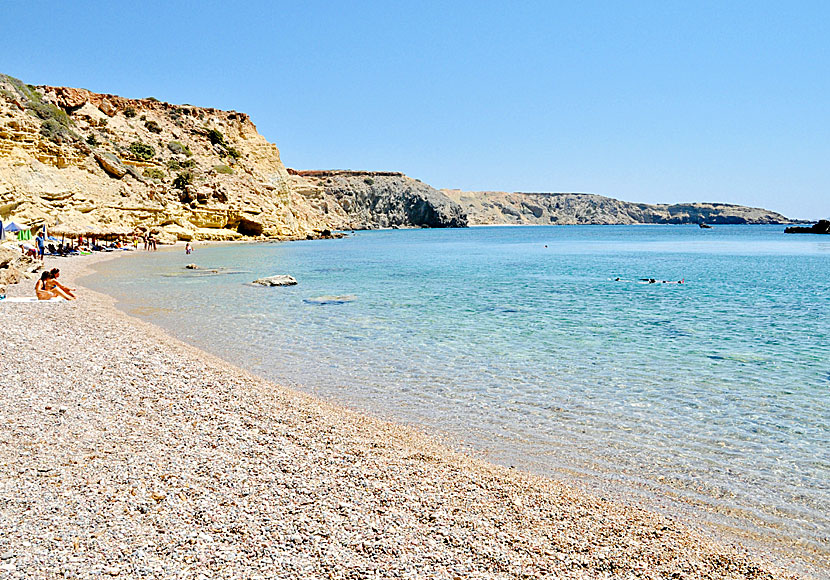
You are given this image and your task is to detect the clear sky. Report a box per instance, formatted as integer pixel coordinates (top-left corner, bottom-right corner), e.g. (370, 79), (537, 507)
(2, 0), (828, 219)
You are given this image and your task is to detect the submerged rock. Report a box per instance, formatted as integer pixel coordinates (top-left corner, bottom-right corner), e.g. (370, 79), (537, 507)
(303, 295), (357, 305)
(185, 264), (199, 269)
(252, 275), (297, 286)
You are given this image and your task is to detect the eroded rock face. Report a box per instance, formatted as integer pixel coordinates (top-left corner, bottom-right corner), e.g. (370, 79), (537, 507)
(0, 74), (321, 241)
(442, 190), (794, 225)
(290, 170), (467, 229)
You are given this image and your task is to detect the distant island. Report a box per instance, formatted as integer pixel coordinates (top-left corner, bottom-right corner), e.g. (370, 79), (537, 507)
(0, 73), (797, 241)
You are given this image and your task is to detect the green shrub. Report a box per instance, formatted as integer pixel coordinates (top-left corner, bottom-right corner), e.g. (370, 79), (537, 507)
(140, 114), (146, 121)
(207, 128), (226, 146)
(213, 164), (233, 175)
(168, 158), (196, 170)
(363, 177), (374, 185)
(27, 101), (71, 127)
(173, 170), (193, 190)
(124, 107), (136, 118)
(143, 167), (165, 180)
(86, 134), (99, 146)
(40, 119), (67, 141)
(144, 120), (161, 134)
(99, 118), (108, 127)
(146, 97), (159, 102)
(225, 146), (241, 159)
(167, 141), (192, 156)
(129, 141), (156, 160)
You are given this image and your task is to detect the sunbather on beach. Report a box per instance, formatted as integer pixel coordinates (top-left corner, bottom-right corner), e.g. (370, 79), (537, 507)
(49, 268), (76, 299)
(35, 271), (59, 301)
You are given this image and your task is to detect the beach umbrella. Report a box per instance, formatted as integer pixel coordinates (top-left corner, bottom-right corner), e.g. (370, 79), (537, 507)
(0, 220), (4, 241)
(4, 221), (26, 233)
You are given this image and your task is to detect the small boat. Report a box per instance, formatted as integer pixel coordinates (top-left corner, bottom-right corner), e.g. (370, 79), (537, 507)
(699, 223), (712, 229)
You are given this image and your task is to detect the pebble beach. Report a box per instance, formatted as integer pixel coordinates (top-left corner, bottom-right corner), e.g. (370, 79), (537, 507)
(0, 253), (801, 579)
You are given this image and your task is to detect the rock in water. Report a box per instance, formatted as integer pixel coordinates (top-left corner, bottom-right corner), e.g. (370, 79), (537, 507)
(185, 264), (199, 269)
(785, 220), (830, 234)
(303, 295), (356, 305)
(252, 275), (297, 286)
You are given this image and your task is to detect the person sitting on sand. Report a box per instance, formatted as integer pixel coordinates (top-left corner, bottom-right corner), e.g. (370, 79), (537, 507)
(48, 268), (76, 299)
(35, 271), (59, 301)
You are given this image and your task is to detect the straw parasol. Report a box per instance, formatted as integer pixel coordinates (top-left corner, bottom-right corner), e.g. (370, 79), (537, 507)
(97, 225), (134, 237)
(50, 224), (90, 238)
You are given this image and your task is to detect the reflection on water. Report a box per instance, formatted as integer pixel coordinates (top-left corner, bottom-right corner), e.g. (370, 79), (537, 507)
(86, 225), (830, 572)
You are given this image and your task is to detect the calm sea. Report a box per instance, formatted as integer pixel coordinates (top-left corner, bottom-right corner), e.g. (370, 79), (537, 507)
(86, 225), (829, 569)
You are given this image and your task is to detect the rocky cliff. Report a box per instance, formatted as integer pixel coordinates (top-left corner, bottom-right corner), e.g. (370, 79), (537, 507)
(442, 190), (793, 225)
(0, 74), (335, 241)
(1, 73), (794, 240)
(288, 170), (466, 229)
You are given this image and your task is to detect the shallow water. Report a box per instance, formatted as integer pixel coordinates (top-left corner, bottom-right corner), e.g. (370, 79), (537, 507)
(87, 225), (829, 567)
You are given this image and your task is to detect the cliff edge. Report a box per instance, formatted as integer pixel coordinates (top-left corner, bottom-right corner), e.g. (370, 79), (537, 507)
(0, 74), (330, 241)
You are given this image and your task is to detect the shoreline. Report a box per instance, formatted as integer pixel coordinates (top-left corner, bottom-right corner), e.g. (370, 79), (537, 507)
(0, 251), (811, 578)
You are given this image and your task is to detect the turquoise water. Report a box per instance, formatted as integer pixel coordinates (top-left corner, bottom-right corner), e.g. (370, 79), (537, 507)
(87, 225), (829, 563)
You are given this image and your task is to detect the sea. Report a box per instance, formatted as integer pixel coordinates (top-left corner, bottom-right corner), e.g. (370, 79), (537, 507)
(86, 224), (829, 571)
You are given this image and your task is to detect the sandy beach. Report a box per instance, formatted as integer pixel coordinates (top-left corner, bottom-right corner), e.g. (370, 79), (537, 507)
(0, 253), (800, 579)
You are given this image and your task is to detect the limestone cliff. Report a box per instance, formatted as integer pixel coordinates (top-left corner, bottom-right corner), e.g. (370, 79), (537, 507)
(0, 74), (325, 241)
(442, 190), (793, 225)
(288, 170), (466, 229)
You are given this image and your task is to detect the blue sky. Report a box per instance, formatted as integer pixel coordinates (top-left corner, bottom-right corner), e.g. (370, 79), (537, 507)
(2, 0), (828, 219)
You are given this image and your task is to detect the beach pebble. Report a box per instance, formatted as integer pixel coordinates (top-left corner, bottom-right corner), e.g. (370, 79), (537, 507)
(0, 252), (795, 579)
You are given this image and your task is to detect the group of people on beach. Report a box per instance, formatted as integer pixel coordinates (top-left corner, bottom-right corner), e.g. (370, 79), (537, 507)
(35, 268), (75, 301)
(143, 232), (158, 251)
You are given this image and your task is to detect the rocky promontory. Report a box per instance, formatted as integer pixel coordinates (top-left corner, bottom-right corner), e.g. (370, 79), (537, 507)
(785, 220), (830, 234)
(442, 190), (794, 225)
(288, 170), (467, 229)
